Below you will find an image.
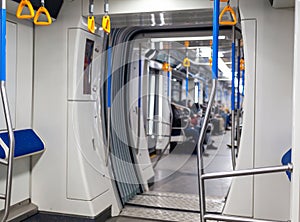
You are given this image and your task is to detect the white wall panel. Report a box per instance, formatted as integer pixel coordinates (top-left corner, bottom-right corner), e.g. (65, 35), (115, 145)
(223, 18), (257, 217)
(291, 0), (300, 221)
(225, 0), (294, 220)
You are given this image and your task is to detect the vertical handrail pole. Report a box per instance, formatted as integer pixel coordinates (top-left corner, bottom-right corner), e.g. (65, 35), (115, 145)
(198, 81), (201, 104)
(106, 46), (112, 166)
(236, 39), (241, 153)
(137, 44), (142, 154)
(1, 0), (15, 221)
(231, 26), (236, 170)
(197, 0), (220, 221)
(168, 51), (172, 102)
(186, 69), (189, 107)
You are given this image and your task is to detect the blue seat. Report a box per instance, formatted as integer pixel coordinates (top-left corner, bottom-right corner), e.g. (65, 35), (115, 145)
(0, 129), (44, 159)
(281, 149), (292, 181)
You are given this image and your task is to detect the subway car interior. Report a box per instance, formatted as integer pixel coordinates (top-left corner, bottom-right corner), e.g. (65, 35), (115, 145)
(0, 0), (298, 221)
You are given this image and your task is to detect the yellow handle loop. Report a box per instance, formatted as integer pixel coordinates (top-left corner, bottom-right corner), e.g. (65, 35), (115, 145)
(219, 5), (237, 26)
(34, 6), (52, 26)
(209, 57), (213, 67)
(16, 0), (34, 19)
(184, 41), (189, 48)
(183, 58), (190, 68)
(162, 62), (172, 72)
(102, 15), (111, 34)
(240, 59), (245, 71)
(88, 16), (95, 33)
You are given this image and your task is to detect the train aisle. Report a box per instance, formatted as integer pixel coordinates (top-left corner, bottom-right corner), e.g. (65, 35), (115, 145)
(109, 131), (232, 222)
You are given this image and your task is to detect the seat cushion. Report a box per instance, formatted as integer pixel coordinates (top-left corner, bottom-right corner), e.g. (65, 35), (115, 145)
(0, 129), (44, 159)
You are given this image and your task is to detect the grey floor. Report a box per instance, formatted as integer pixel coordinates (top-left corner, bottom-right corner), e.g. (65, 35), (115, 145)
(150, 131), (232, 198)
(108, 131), (232, 222)
(23, 132), (232, 222)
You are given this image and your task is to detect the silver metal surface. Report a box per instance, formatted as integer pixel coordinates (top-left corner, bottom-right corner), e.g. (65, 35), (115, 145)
(0, 159), (7, 165)
(236, 108), (241, 152)
(197, 79), (217, 222)
(137, 44), (142, 155)
(105, 108), (111, 166)
(143, 191), (202, 199)
(204, 213), (288, 222)
(128, 192), (224, 213)
(121, 206), (202, 222)
(153, 102), (173, 168)
(236, 38), (241, 154)
(231, 25), (236, 171)
(202, 164), (293, 180)
(1, 81), (15, 222)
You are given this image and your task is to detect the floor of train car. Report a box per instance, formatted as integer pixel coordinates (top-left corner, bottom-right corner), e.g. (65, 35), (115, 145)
(22, 131), (232, 222)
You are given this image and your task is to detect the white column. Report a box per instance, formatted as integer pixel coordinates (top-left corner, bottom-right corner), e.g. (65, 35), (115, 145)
(291, 1), (300, 221)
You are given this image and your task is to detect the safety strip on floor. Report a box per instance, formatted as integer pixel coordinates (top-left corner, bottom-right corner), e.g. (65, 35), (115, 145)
(126, 191), (225, 213)
(120, 206), (201, 222)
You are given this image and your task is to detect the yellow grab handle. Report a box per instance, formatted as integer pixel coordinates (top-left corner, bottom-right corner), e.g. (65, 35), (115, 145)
(102, 15), (111, 34)
(219, 5), (237, 26)
(162, 62), (172, 72)
(34, 6), (52, 26)
(184, 41), (189, 48)
(88, 16), (95, 33)
(209, 57), (213, 67)
(240, 59), (245, 71)
(183, 57), (190, 68)
(16, 0), (34, 19)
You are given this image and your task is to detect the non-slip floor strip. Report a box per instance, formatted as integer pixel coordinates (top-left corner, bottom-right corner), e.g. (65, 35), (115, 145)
(127, 192), (225, 213)
(120, 206), (201, 222)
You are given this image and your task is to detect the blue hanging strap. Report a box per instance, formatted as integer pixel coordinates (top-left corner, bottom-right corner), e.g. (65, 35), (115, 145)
(212, 0), (220, 80)
(231, 42), (235, 111)
(186, 75), (189, 99)
(167, 71), (170, 97)
(0, 4), (6, 81)
(107, 46), (112, 108)
(237, 55), (241, 109)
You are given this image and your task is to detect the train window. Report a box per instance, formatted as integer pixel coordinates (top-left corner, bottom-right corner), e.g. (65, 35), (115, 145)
(194, 82), (199, 104)
(147, 68), (160, 136)
(171, 78), (182, 103)
(83, 38), (94, 95)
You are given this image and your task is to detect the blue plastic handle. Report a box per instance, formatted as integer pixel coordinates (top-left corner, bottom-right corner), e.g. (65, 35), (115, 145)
(231, 42), (235, 111)
(0, 9), (6, 81)
(212, 0), (220, 80)
(107, 46), (112, 108)
(237, 55), (241, 109)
